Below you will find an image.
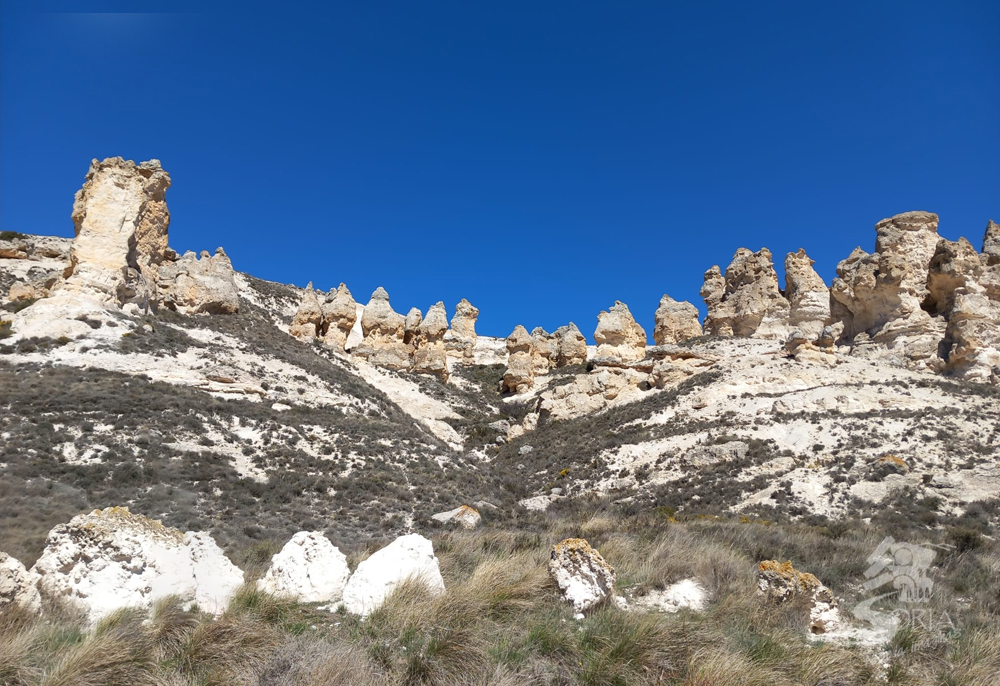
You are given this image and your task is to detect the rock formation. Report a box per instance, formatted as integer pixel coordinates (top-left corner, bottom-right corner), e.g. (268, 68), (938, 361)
(444, 298), (479, 359)
(652, 295), (702, 345)
(257, 532), (351, 603)
(554, 323), (588, 366)
(412, 302), (450, 380)
(158, 248), (240, 314)
(322, 284), (360, 349)
(830, 212), (945, 368)
(31, 507), (243, 623)
(290, 283), (325, 340)
(355, 287), (410, 369)
(431, 505), (482, 529)
(501, 325), (536, 394)
(341, 534), (445, 616)
(0, 551), (41, 613)
(549, 538), (615, 615)
(757, 560), (841, 634)
(531, 327), (558, 374)
(63, 157), (171, 307)
(702, 248), (790, 339)
(784, 249), (830, 338)
(594, 301), (646, 361)
(983, 220), (1000, 267)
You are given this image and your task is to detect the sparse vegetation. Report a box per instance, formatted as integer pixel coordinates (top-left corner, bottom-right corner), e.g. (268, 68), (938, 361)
(2, 509), (998, 685)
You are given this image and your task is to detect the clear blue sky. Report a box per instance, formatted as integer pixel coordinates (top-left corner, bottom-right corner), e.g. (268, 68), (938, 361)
(2, 3), (997, 340)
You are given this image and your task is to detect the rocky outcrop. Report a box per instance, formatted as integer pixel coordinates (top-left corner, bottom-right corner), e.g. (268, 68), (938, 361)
(831, 212), (945, 369)
(257, 532), (350, 603)
(290, 283), (360, 351)
(549, 538), (615, 615)
(31, 507), (243, 623)
(983, 220), (1000, 267)
(289, 283), (325, 340)
(0, 551), (41, 613)
(757, 560), (841, 634)
(341, 534), (445, 617)
(702, 248), (790, 339)
(63, 157), (171, 307)
(431, 505), (482, 529)
(355, 287), (410, 369)
(594, 301), (646, 362)
(322, 284), (359, 349)
(412, 302), (450, 381)
(785, 249), (830, 338)
(554, 323), (588, 366)
(157, 248), (240, 314)
(444, 298), (479, 359)
(501, 325), (535, 394)
(530, 328), (558, 374)
(653, 295), (702, 345)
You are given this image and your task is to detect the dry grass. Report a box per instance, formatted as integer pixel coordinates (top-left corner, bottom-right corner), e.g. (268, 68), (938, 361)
(1, 512), (997, 685)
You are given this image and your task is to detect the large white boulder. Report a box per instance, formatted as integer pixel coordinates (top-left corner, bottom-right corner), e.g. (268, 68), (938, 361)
(257, 532), (350, 603)
(0, 551), (42, 613)
(31, 507), (243, 623)
(548, 538), (616, 615)
(341, 534), (445, 617)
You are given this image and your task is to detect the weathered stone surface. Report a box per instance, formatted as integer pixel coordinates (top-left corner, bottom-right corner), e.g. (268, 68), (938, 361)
(554, 323), (588, 366)
(501, 325), (535, 394)
(0, 551), (41, 613)
(64, 157), (171, 306)
(355, 287), (409, 369)
(539, 366), (647, 421)
(341, 534), (445, 617)
(549, 538), (615, 614)
(983, 220), (1000, 267)
(785, 249), (830, 338)
(628, 578), (708, 614)
(412, 301), (449, 380)
(531, 327), (558, 373)
(289, 283), (324, 340)
(31, 507), (243, 623)
(757, 560), (841, 634)
(594, 301), (646, 361)
(926, 238), (983, 316)
(874, 211), (941, 303)
(158, 248), (240, 314)
(702, 248), (790, 339)
(431, 505), (482, 529)
(831, 212), (944, 368)
(444, 298), (479, 359)
(942, 289), (1000, 383)
(653, 295), (703, 345)
(321, 284), (359, 350)
(785, 330), (837, 366)
(257, 532), (350, 603)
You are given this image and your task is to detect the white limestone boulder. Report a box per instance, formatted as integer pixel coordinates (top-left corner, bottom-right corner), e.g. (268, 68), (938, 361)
(548, 538), (616, 615)
(0, 551), (42, 613)
(341, 534), (445, 617)
(257, 532), (350, 603)
(31, 507), (243, 623)
(431, 505), (482, 529)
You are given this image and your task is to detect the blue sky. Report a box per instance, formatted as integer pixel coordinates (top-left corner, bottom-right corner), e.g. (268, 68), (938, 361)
(1, 3), (997, 339)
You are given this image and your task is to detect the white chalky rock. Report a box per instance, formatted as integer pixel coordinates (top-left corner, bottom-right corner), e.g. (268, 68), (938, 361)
(631, 578), (708, 614)
(31, 507), (243, 623)
(0, 551), (42, 613)
(341, 534), (445, 617)
(548, 538), (616, 614)
(257, 532), (350, 603)
(431, 505), (482, 529)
